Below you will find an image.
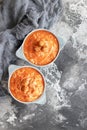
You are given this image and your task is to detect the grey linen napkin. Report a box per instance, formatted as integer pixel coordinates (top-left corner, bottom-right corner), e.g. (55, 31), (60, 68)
(0, 0), (62, 82)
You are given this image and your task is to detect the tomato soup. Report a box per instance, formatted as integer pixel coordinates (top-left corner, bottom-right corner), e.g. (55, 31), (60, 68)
(9, 67), (45, 102)
(23, 30), (59, 66)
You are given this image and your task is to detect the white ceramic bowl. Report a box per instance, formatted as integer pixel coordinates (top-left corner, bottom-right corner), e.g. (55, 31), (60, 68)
(8, 65), (46, 105)
(16, 29), (60, 67)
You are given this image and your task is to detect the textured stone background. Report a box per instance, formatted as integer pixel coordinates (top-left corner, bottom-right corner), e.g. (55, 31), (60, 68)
(0, 0), (87, 130)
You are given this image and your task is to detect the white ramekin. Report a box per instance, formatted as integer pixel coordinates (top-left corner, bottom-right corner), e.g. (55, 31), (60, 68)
(16, 29), (62, 67)
(8, 65), (46, 105)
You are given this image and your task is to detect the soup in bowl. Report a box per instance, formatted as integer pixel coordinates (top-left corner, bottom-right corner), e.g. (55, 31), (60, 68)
(22, 29), (59, 66)
(8, 66), (45, 103)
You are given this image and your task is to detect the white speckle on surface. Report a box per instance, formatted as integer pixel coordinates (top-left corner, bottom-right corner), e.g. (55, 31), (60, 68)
(19, 120), (22, 123)
(53, 113), (67, 124)
(23, 113), (35, 120)
(76, 123), (79, 127)
(6, 114), (17, 123)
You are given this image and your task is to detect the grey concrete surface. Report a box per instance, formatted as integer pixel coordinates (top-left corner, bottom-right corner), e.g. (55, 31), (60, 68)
(0, 0), (87, 130)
